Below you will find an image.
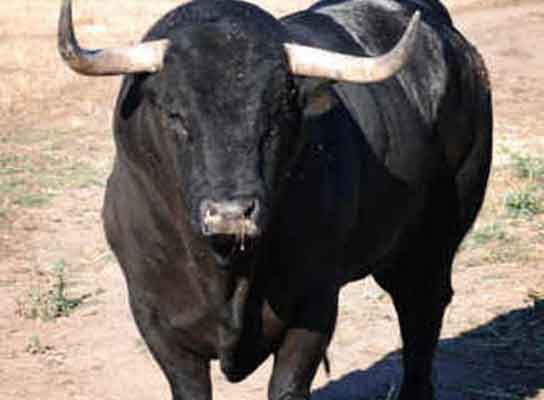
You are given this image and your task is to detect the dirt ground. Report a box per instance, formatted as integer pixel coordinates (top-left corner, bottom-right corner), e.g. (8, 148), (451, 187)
(1, 0), (543, 399)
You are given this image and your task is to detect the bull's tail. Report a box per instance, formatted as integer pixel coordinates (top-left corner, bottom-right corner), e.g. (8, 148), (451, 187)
(322, 351), (331, 376)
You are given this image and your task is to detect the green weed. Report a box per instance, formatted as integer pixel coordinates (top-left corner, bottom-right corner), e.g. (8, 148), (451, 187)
(48, 260), (82, 318)
(16, 260), (83, 322)
(511, 153), (544, 180)
(469, 222), (508, 245)
(14, 193), (51, 207)
(504, 186), (542, 217)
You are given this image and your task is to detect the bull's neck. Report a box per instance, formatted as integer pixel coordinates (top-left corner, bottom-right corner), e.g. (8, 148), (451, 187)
(185, 240), (256, 363)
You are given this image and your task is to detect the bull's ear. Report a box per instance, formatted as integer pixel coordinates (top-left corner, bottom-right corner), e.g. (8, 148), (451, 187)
(119, 74), (150, 120)
(296, 77), (339, 117)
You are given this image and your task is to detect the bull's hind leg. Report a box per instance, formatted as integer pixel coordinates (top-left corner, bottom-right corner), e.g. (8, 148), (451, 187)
(373, 253), (453, 400)
(373, 181), (464, 400)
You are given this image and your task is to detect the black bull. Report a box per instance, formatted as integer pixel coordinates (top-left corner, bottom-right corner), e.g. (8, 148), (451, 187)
(59, 0), (492, 399)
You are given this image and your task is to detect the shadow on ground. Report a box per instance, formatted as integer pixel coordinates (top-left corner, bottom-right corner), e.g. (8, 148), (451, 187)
(313, 300), (544, 400)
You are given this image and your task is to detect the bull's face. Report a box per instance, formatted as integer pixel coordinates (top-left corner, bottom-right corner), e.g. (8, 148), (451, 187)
(58, 0), (420, 254)
(145, 19), (300, 244)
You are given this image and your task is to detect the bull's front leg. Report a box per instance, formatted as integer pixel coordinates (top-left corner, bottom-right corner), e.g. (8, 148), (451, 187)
(267, 293), (338, 400)
(128, 292), (212, 400)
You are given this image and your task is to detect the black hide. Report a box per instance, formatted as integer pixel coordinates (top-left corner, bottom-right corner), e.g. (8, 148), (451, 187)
(101, 0), (492, 399)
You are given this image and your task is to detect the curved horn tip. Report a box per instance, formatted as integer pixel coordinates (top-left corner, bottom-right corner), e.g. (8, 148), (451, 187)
(403, 10), (421, 46)
(411, 10), (421, 26)
(284, 10), (422, 83)
(392, 10), (421, 59)
(57, 0), (170, 76)
(58, 0), (77, 61)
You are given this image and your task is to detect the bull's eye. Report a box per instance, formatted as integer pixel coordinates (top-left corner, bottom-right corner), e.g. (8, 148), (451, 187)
(167, 115), (191, 143)
(175, 127), (193, 146)
(175, 125), (188, 139)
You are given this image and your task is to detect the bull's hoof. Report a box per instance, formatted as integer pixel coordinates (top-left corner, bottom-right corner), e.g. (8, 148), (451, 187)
(277, 394), (309, 400)
(221, 368), (250, 383)
(397, 382), (434, 400)
(220, 360), (253, 383)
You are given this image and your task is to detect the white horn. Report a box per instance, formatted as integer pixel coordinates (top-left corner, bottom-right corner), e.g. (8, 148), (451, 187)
(58, 0), (170, 76)
(284, 11), (421, 83)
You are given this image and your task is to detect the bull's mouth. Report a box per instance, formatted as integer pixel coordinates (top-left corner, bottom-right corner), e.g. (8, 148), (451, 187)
(208, 234), (258, 269)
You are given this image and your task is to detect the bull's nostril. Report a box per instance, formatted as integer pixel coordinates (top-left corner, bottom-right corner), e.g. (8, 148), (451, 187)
(244, 200), (257, 219)
(208, 206), (219, 217)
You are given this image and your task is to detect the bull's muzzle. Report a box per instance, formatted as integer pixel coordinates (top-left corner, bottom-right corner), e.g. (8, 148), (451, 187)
(200, 199), (260, 240)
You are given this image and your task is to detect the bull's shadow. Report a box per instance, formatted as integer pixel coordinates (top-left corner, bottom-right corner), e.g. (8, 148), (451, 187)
(312, 300), (544, 399)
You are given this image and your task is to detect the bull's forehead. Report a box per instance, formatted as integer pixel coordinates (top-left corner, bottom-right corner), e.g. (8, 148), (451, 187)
(181, 29), (278, 108)
(162, 23), (290, 138)
(177, 22), (287, 85)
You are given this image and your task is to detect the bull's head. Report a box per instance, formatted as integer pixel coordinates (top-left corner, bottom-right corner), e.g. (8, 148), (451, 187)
(58, 0), (419, 254)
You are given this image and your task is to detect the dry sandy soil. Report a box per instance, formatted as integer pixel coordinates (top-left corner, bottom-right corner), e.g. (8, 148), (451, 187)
(1, 0), (543, 399)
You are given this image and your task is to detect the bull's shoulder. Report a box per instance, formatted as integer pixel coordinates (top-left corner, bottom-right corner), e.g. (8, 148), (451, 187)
(283, 0), (451, 126)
